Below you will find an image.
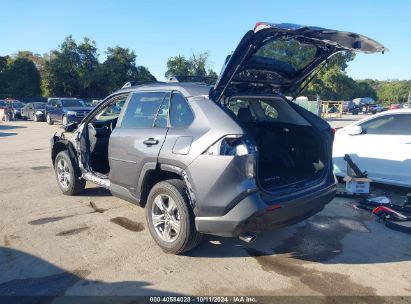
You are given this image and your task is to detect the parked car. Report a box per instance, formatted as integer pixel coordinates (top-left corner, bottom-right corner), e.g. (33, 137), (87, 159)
(342, 101), (360, 114)
(369, 104), (384, 114)
(50, 22), (386, 254)
(45, 98), (93, 126)
(333, 109), (411, 188)
(6, 100), (25, 119)
(21, 102), (47, 122)
(389, 103), (402, 110)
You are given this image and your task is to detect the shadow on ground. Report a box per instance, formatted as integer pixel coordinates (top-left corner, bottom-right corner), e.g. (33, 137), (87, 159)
(75, 185), (411, 265)
(0, 124), (26, 137)
(0, 247), (180, 298)
(80, 187), (112, 197)
(188, 200), (411, 265)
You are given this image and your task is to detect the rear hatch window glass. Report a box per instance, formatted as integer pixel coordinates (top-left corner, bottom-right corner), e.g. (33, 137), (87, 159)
(249, 38), (318, 74)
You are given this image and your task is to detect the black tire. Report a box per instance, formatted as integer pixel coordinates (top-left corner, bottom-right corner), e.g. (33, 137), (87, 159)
(54, 151), (86, 195)
(46, 113), (53, 125)
(145, 179), (202, 254)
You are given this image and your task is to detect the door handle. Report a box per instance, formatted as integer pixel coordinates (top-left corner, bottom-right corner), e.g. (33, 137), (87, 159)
(143, 138), (159, 146)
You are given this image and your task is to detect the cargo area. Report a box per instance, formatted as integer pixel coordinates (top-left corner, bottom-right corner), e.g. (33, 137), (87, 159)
(226, 97), (327, 192)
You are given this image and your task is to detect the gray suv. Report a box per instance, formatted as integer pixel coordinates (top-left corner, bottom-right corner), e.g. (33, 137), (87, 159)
(51, 23), (386, 254)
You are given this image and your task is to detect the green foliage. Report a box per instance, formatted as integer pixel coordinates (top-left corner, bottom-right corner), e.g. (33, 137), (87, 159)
(101, 46), (156, 93)
(165, 52), (217, 84)
(1, 36), (410, 104)
(373, 80), (411, 105)
(255, 38), (317, 71)
(42, 36), (156, 98)
(0, 56), (41, 97)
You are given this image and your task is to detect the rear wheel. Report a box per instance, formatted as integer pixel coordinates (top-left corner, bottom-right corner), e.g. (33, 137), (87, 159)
(146, 179), (202, 254)
(46, 113), (53, 125)
(54, 151), (86, 195)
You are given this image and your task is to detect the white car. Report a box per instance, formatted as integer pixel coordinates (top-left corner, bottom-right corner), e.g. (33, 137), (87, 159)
(333, 109), (411, 188)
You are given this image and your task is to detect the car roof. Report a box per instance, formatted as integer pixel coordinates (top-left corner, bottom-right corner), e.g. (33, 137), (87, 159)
(116, 82), (212, 98)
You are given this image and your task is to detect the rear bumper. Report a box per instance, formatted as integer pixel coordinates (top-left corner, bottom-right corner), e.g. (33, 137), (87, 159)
(195, 182), (336, 237)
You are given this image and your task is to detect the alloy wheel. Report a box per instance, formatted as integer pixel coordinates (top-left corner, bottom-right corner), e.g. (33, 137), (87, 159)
(57, 158), (71, 190)
(151, 194), (181, 242)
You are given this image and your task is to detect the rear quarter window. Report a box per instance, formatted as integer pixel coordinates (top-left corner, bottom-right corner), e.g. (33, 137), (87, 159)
(169, 93), (194, 127)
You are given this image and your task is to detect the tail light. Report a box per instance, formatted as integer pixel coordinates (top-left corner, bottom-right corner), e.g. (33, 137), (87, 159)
(203, 135), (256, 178)
(203, 135), (256, 156)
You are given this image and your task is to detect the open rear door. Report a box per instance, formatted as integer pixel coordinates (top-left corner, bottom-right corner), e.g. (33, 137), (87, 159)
(211, 22), (387, 101)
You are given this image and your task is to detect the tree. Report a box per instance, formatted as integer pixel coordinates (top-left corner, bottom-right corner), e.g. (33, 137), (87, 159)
(0, 56), (10, 94)
(101, 46), (156, 94)
(42, 36), (82, 96)
(42, 36), (156, 97)
(165, 55), (190, 79)
(1, 57), (41, 96)
(305, 52), (354, 99)
(165, 52), (217, 84)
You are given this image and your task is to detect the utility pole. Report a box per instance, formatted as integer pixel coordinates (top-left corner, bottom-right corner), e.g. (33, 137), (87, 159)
(408, 91), (411, 109)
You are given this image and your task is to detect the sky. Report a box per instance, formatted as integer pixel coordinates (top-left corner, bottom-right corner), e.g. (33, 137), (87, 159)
(0, 0), (410, 81)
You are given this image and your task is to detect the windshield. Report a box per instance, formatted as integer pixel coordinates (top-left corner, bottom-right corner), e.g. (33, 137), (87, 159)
(61, 99), (85, 107)
(33, 103), (46, 109)
(11, 102), (24, 108)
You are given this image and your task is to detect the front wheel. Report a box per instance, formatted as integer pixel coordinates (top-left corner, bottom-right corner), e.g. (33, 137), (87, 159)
(54, 151), (86, 195)
(145, 179), (202, 254)
(46, 113), (53, 125)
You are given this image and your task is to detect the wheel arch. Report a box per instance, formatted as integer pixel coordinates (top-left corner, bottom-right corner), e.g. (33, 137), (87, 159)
(51, 137), (81, 177)
(138, 164), (196, 209)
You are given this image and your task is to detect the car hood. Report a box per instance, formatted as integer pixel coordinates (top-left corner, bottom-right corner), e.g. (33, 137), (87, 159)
(64, 107), (93, 111)
(211, 22), (386, 100)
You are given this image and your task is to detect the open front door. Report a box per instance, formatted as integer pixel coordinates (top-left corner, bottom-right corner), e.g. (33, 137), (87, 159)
(108, 91), (171, 201)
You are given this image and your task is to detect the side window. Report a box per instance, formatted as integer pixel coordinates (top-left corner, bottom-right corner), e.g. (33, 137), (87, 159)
(121, 92), (168, 129)
(154, 92), (171, 128)
(95, 96), (128, 121)
(360, 114), (411, 135)
(169, 93), (194, 127)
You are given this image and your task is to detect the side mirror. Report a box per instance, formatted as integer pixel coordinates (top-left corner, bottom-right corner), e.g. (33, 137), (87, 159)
(347, 125), (363, 136)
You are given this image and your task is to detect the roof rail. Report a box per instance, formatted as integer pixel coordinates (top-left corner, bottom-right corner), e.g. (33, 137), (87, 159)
(167, 75), (217, 84)
(121, 80), (160, 89)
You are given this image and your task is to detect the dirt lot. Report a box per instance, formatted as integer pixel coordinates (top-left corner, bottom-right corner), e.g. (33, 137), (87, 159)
(1, 118), (411, 299)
